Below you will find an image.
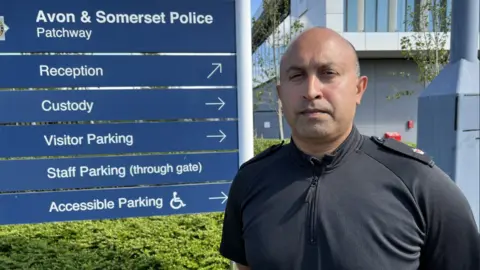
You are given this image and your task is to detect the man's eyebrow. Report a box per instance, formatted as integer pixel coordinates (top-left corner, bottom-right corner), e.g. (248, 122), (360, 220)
(317, 61), (336, 68)
(285, 65), (304, 73)
(285, 62), (337, 73)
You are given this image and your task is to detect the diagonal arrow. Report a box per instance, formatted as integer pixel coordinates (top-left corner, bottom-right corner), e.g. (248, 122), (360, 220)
(205, 97), (225, 110)
(206, 130), (226, 143)
(209, 191), (228, 204)
(207, 63), (222, 79)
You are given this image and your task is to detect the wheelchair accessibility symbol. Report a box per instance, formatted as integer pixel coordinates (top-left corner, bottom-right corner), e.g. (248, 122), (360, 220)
(170, 192), (186, 210)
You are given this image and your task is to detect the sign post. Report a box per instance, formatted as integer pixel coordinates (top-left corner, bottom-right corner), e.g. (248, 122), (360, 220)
(231, 2), (253, 269)
(0, 0), (253, 235)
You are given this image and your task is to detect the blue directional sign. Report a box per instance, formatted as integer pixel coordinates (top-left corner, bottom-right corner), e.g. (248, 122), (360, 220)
(0, 152), (238, 192)
(0, 0), (253, 226)
(0, 88), (237, 123)
(0, 121), (238, 158)
(0, 0), (236, 53)
(0, 182), (232, 225)
(0, 55), (236, 88)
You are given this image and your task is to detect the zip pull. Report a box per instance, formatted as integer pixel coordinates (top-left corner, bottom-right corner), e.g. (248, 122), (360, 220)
(305, 176), (318, 202)
(306, 175), (319, 244)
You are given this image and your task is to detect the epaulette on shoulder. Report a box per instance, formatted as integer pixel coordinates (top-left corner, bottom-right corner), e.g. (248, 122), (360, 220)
(239, 140), (285, 170)
(369, 136), (435, 167)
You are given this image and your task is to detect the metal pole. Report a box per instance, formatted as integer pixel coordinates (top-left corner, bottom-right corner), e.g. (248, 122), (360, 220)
(449, 0), (478, 62)
(230, 0), (254, 269)
(235, 0), (254, 167)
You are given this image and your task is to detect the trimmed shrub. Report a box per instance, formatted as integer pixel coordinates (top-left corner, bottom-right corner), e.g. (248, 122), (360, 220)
(405, 142), (417, 148)
(0, 138), (416, 269)
(0, 214), (228, 270)
(253, 138), (286, 155)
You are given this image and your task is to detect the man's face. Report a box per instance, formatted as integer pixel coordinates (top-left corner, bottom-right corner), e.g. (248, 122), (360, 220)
(277, 32), (368, 141)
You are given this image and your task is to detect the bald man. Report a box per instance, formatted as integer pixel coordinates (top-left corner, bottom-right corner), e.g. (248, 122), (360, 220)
(219, 27), (480, 270)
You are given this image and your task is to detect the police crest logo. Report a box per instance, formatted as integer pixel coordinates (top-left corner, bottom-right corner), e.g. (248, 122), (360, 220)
(0, 21), (4, 37)
(0, 16), (6, 41)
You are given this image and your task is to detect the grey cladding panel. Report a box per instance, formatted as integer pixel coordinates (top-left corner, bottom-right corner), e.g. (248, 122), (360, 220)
(458, 94), (480, 131)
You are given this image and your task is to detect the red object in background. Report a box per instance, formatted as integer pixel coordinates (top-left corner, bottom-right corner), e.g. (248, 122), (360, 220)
(384, 132), (402, 141)
(407, 120), (414, 129)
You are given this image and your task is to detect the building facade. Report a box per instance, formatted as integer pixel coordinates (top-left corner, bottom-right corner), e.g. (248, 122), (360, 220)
(252, 0), (463, 144)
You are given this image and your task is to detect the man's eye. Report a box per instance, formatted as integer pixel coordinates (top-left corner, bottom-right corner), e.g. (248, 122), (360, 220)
(323, 70), (336, 75)
(289, 73), (302, 79)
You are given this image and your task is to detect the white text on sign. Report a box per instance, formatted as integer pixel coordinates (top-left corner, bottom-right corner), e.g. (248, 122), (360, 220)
(44, 133), (134, 147)
(36, 10), (215, 25)
(39, 65), (104, 79)
(46, 162), (203, 179)
(35, 11), (215, 40)
(48, 197), (164, 212)
(42, 100), (94, 114)
(48, 192), (188, 213)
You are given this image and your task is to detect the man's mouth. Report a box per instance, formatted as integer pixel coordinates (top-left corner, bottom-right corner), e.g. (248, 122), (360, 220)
(300, 108), (329, 115)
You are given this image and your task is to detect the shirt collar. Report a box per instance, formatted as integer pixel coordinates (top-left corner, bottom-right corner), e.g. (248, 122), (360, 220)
(288, 125), (363, 170)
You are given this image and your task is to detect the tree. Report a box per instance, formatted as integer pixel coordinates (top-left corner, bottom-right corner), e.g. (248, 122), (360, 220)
(252, 0), (304, 139)
(389, 0), (450, 99)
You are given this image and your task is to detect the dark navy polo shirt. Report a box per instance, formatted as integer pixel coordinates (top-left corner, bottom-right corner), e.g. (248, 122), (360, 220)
(219, 126), (480, 270)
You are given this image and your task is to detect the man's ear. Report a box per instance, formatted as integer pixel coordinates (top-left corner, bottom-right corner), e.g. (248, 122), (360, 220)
(355, 76), (368, 105)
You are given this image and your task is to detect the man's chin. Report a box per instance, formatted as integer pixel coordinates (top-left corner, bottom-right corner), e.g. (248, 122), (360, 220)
(295, 123), (333, 139)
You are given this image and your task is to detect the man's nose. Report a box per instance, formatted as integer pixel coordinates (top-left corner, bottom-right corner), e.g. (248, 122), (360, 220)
(303, 75), (323, 100)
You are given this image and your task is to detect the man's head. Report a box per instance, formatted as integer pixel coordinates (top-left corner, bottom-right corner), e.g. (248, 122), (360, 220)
(277, 27), (368, 146)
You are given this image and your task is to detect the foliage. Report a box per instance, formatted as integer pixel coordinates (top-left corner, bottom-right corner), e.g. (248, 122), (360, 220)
(251, 0), (290, 52)
(0, 214), (227, 270)
(390, 0), (450, 99)
(253, 137), (286, 155)
(252, 0), (304, 139)
(404, 141), (417, 148)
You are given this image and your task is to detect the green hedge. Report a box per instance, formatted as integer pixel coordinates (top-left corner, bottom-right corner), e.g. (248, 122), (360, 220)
(253, 138), (286, 155)
(0, 138), (414, 270)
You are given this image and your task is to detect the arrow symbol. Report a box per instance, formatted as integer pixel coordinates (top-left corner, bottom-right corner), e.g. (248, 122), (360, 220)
(209, 191), (228, 204)
(205, 97), (225, 110)
(207, 63), (222, 79)
(206, 130), (226, 143)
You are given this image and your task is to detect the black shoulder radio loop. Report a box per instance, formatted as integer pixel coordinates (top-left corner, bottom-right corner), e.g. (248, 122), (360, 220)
(369, 136), (435, 167)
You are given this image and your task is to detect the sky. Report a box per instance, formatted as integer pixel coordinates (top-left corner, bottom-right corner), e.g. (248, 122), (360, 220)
(251, 0), (262, 16)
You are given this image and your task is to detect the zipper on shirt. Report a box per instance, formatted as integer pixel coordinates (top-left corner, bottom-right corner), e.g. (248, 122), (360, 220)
(306, 162), (325, 245)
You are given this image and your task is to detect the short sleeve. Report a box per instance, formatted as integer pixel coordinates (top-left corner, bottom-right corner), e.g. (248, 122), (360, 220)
(219, 171), (249, 266)
(419, 167), (480, 269)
